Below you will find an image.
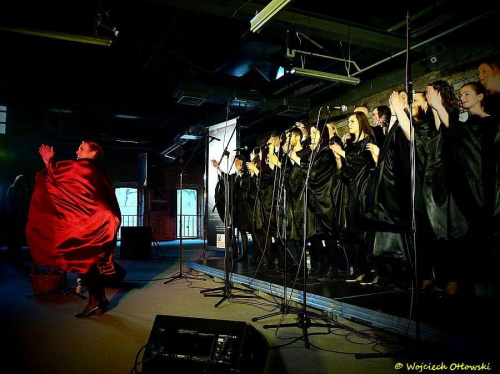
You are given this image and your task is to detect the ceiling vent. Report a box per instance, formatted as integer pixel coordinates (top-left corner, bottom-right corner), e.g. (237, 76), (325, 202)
(176, 95), (207, 106)
(276, 97), (309, 117)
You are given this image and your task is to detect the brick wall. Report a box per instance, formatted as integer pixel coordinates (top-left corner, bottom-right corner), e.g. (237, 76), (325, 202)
(327, 64), (479, 133)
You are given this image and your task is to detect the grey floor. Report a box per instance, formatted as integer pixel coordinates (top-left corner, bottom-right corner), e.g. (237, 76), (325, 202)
(0, 240), (496, 374)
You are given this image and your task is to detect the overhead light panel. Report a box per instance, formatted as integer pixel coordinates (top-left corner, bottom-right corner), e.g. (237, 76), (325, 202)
(250, 0), (292, 33)
(0, 26), (113, 47)
(290, 67), (360, 85)
(180, 134), (203, 140)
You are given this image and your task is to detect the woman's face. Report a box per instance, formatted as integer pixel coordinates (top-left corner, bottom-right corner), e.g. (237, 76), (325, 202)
(399, 91), (409, 110)
(327, 123), (336, 138)
(412, 93), (428, 117)
(347, 115), (360, 136)
(309, 126), (319, 149)
(459, 85), (482, 110)
(234, 158), (244, 171)
(478, 63), (493, 88)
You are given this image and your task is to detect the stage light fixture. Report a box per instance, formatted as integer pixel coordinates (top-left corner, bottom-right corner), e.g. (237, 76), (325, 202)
(250, 0), (292, 33)
(290, 67), (360, 85)
(0, 26), (113, 47)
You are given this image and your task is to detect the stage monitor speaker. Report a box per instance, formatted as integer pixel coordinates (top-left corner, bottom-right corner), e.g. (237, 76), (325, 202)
(120, 226), (152, 260)
(142, 315), (269, 374)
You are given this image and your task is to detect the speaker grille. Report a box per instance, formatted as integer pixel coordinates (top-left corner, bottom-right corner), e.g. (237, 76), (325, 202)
(143, 315), (268, 374)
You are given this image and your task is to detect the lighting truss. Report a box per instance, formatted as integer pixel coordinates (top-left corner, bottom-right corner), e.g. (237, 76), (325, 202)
(290, 67), (360, 85)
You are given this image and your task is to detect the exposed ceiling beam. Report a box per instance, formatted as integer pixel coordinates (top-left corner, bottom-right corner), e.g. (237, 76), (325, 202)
(148, 0), (407, 51)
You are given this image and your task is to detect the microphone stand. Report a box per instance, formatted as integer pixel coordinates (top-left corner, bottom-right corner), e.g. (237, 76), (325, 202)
(356, 11), (420, 360)
(252, 126), (306, 322)
(200, 118), (259, 307)
(263, 109), (341, 348)
(164, 144), (206, 284)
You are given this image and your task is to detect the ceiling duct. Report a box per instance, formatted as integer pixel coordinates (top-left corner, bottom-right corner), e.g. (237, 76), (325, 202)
(176, 95), (208, 106)
(276, 98), (309, 117)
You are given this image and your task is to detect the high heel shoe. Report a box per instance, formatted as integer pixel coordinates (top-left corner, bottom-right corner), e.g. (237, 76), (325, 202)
(75, 302), (107, 318)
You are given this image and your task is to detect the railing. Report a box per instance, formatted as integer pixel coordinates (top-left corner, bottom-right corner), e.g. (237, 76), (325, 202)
(118, 215), (149, 240)
(118, 214), (202, 240)
(177, 214), (198, 238)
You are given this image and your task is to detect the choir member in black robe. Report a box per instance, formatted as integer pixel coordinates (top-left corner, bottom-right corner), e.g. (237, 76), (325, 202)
(331, 111), (376, 283)
(441, 81), (499, 297)
(303, 122), (340, 281)
(211, 155), (256, 262)
(276, 127), (311, 274)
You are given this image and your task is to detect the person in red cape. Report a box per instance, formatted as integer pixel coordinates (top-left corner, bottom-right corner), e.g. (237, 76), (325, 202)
(26, 141), (121, 318)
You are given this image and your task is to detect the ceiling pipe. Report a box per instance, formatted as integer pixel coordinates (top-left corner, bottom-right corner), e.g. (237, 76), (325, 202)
(309, 7), (499, 99)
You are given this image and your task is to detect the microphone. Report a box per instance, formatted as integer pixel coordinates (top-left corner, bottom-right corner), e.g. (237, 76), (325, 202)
(234, 145), (248, 151)
(327, 105), (348, 112)
(282, 123), (298, 133)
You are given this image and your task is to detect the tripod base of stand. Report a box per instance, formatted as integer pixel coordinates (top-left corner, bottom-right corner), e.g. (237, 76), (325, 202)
(263, 311), (341, 349)
(252, 303), (303, 322)
(164, 271), (206, 284)
(200, 283), (259, 308)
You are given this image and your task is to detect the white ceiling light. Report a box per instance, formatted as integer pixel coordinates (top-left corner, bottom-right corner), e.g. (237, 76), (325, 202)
(250, 0), (292, 33)
(290, 67), (360, 85)
(0, 26), (113, 47)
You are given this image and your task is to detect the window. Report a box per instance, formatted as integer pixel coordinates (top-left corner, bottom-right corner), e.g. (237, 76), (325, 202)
(177, 188), (198, 238)
(0, 105), (6, 134)
(115, 187), (138, 239)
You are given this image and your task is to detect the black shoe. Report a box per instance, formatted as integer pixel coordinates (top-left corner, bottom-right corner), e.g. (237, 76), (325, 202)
(75, 302), (107, 318)
(345, 269), (365, 283)
(360, 270), (378, 285)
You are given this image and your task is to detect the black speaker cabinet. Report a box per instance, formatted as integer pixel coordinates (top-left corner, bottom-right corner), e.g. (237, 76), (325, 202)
(120, 226), (152, 260)
(143, 315), (269, 374)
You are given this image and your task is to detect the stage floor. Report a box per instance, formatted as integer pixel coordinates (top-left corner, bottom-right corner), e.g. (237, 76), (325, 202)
(187, 257), (496, 357)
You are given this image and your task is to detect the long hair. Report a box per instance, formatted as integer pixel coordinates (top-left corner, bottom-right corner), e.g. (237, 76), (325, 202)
(427, 80), (460, 116)
(412, 92), (434, 125)
(251, 147), (261, 171)
(352, 111), (374, 140)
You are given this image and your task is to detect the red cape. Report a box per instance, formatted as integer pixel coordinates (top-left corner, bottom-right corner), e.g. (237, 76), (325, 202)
(26, 158), (121, 274)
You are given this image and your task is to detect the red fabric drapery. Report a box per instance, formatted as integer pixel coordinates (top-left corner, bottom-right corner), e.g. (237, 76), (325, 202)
(26, 159), (121, 274)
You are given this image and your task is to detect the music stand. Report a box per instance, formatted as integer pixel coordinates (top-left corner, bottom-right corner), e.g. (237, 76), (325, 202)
(262, 110), (341, 348)
(164, 139), (206, 284)
(200, 124), (259, 307)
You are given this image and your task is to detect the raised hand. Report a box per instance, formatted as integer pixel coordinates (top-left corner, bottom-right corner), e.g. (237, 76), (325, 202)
(39, 144), (55, 168)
